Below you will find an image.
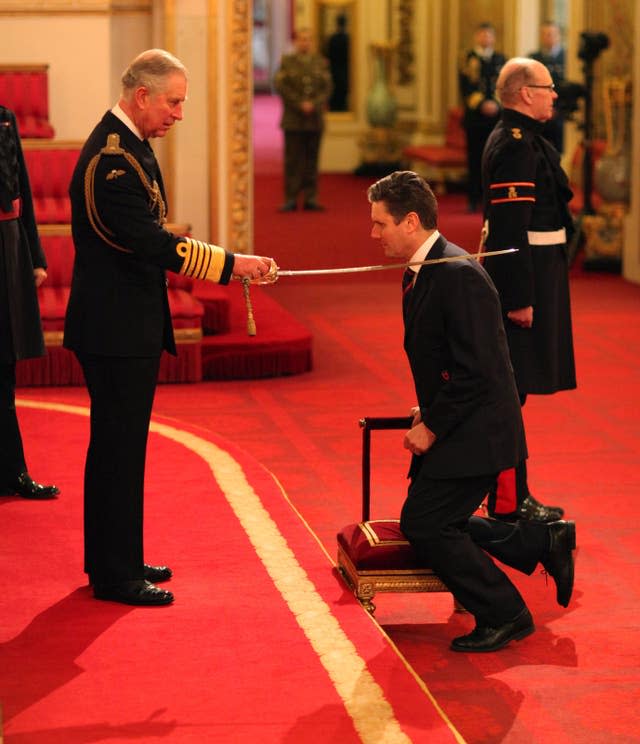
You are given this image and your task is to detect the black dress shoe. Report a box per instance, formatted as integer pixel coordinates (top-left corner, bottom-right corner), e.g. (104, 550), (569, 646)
(451, 607), (535, 652)
(303, 201), (325, 211)
(4, 472), (59, 500)
(492, 494), (564, 523)
(541, 520), (576, 607)
(278, 201), (297, 212)
(144, 564), (172, 583)
(517, 494), (564, 522)
(93, 580), (174, 606)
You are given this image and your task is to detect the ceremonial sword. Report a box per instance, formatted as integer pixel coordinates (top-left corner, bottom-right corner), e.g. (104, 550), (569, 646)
(267, 247), (517, 280)
(239, 248), (517, 335)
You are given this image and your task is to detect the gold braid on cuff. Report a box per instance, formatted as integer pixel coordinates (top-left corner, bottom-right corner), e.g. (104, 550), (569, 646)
(176, 237), (226, 282)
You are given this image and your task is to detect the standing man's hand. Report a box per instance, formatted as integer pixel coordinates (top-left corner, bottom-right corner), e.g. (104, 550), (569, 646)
(232, 254), (277, 282)
(480, 99), (500, 116)
(404, 421), (436, 456)
(507, 306), (533, 328)
(33, 268), (47, 288)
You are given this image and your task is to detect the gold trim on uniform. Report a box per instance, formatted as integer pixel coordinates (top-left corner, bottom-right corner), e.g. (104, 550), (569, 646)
(467, 91), (485, 110)
(511, 128), (522, 139)
(84, 133), (167, 252)
(176, 237), (226, 283)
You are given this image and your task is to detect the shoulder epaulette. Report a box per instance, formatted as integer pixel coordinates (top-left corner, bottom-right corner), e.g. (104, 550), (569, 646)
(84, 133), (166, 252)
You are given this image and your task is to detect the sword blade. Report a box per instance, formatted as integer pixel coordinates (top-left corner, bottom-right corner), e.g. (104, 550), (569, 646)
(275, 248), (517, 277)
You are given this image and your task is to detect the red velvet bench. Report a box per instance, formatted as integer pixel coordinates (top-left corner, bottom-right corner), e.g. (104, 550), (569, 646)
(336, 417), (455, 615)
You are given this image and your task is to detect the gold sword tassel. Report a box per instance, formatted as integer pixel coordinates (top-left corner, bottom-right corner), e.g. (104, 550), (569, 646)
(242, 278), (257, 336)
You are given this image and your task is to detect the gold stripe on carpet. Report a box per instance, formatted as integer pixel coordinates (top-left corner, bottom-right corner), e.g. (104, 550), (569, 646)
(16, 399), (464, 743)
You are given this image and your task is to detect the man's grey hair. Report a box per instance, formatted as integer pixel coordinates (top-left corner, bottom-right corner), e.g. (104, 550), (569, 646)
(121, 49), (187, 97)
(496, 57), (538, 104)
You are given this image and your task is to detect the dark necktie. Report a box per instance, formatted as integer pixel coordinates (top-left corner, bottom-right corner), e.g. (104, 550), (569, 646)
(402, 268), (414, 317)
(402, 267), (415, 294)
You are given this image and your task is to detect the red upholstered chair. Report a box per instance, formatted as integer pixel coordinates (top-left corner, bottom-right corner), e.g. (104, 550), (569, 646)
(402, 107), (467, 194)
(23, 143), (81, 224)
(0, 64), (55, 139)
(336, 417), (458, 615)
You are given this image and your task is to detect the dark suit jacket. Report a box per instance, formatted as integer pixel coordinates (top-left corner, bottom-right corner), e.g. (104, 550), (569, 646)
(64, 111), (233, 358)
(404, 236), (526, 479)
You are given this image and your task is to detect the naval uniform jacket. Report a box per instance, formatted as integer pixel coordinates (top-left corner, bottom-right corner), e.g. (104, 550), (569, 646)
(64, 111), (234, 358)
(404, 236), (526, 480)
(481, 108), (577, 394)
(0, 106), (46, 363)
(458, 49), (505, 130)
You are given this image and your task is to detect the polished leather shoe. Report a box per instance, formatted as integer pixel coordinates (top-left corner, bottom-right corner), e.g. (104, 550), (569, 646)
(303, 201), (325, 211)
(541, 520), (576, 607)
(144, 564), (172, 583)
(451, 607), (535, 652)
(93, 580), (174, 606)
(3, 472), (59, 500)
(517, 494), (564, 522)
(492, 494), (564, 523)
(278, 201), (297, 212)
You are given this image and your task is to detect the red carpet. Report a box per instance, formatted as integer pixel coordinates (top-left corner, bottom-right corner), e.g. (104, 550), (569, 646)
(1, 402), (462, 743)
(3, 94), (639, 743)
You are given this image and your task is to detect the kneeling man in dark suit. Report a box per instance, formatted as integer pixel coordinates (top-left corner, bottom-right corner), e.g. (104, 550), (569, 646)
(367, 170), (575, 651)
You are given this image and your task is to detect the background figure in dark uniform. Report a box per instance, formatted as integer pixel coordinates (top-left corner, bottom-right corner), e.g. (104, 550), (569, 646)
(0, 105), (59, 501)
(459, 22), (505, 211)
(367, 171), (575, 652)
(482, 57), (576, 523)
(325, 13), (350, 111)
(274, 28), (332, 212)
(530, 21), (566, 152)
(65, 49), (275, 606)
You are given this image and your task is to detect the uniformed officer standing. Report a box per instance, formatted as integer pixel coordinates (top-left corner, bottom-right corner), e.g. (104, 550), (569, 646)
(530, 21), (566, 152)
(0, 105), (59, 500)
(65, 49), (275, 606)
(274, 28), (332, 212)
(459, 23), (505, 212)
(481, 57), (576, 523)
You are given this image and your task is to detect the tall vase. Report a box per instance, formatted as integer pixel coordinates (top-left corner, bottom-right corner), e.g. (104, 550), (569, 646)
(595, 76), (631, 204)
(366, 43), (397, 128)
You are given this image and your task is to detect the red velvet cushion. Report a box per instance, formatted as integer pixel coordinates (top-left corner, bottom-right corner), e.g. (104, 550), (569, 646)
(337, 520), (423, 570)
(16, 115), (55, 139)
(33, 196), (71, 224)
(24, 148), (80, 198)
(167, 288), (204, 325)
(39, 235), (75, 286)
(37, 286), (70, 330)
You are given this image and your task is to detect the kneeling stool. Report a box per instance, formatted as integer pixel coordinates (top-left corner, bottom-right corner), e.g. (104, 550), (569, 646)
(337, 416), (457, 614)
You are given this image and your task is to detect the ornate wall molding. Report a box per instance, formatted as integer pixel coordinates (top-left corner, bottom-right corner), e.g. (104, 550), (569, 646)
(224, 0), (252, 254)
(0, 0), (151, 13)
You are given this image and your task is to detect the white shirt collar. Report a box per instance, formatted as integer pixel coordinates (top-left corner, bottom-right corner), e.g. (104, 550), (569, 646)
(111, 102), (144, 141)
(407, 230), (440, 274)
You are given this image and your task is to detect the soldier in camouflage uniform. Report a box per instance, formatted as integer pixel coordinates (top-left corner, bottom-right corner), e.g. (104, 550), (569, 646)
(274, 28), (332, 212)
(459, 23), (505, 211)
